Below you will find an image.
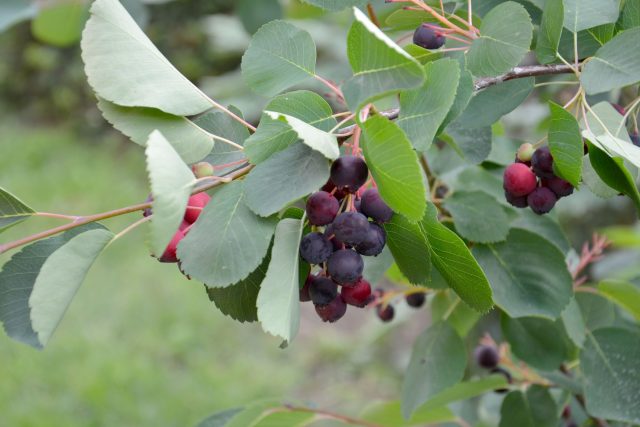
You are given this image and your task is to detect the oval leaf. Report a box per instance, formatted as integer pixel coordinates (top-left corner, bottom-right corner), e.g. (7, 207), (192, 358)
(0, 186), (34, 234)
(383, 214), (431, 285)
(548, 101), (583, 186)
(443, 191), (510, 243)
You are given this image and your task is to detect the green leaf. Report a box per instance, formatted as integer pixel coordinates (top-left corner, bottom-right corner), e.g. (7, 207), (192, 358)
(0, 224), (112, 348)
(252, 410), (315, 427)
(581, 28), (640, 95)
(397, 59), (460, 151)
(236, 0), (282, 34)
(443, 191), (510, 243)
(0, 0), (37, 32)
(620, 0), (640, 30)
(512, 210), (570, 254)
(535, 0), (564, 64)
(383, 215), (431, 285)
(467, 2), (533, 77)
(439, 68), (474, 132)
(145, 130), (195, 257)
(206, 254), (271, 323)
(343, 7), (425, 111)
(31, 2), (88, 47)
(363, 247), (394, 286)
(264, 111), (339, 160)
(195, 107), (248, 174)
(444, 123), (493, 164)
(361, 115), (427, 222)
(598, 280), (640, 320)
(423, 203), (494, 313)
(0, 186), (34, 234)
(501, 315), (568, 371)
(431, 292), (481, 337)
(385, 8), (439, 31)
(499, 386), (558, 427)
(420, 375), (510, 411)
(581, 328), (640, 424)
(300, 0), (367, 12)
(473, 228), (572, 319)
(401, 322), (467, 419)
(548, 101), (583, 186)
(561, 297), (586, 348)
(245, 91), (336, 164)
(178, 181), (277, 287)
(245, 143), (330, 217)
(576, 293), (616, 332)
(241, 20), (316, 97)
(563, 0), (619, 33)
(81, 0), (213, 115)
(361, 402), (454, 427)
(257, 218), (305, 344)
(98, 99), (214, 164)
(196, 408), (244, 427)
(582, 154), (620, 198)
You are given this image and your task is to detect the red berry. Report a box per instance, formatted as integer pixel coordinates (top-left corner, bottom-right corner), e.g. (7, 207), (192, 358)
(315, 296), (347, 322)
(184, 193), (211, 224)
(503, 163), (537, 197)
(159, 230), (185, 263)
(527, 187), (557, 215)
(377, 304), (394, 322)
(306, 191), (340, 225)
(542, 176), (574, 198)
(341, 279), (372, 307)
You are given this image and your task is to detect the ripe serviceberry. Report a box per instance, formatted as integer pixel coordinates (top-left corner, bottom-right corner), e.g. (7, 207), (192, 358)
(543, 176), (574, 198)
(159, 230), (185, 263)
(341, 278), (372, 307)
(315, 295), (347, 322)
(309, 276), (338, 306)
(405, 292), (426, 308)
(413, 24), (445, 50)
(300, 275), (313, 302)
(327, 249), (364, 285)
(191, 162), (214, 178)
(325, 223), (347, 251)
(184, 193), (211, 224)
(360, 188), (394, 223)
(527, 187), (557, 215)
(332, 211), (371, 245)
(355, 223), (386, 256)
(516, 143), (535, 163)
(330, 155), (368, 193)
(491, 367), (512, 393)
(306, 191), (340, 225)
(503, 163), (537, 197)
(504, 190), (528, 208)
(531, 146), (555, 179)
(321, 180), (348, 200)
(299, 232), (333, 264)
(474, 345), (500, 369)
(377, 304), (395, 322)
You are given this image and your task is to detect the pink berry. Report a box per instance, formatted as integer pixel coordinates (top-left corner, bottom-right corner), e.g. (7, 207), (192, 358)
(159, 230), (185, 263)
(503, 163), (537, 197)
(341, 279), (372, 307)
(184, 193), (211, 224)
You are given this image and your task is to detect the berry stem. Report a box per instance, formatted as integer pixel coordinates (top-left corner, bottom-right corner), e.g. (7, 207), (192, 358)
(109, 215), (152, 245)
(366, 3), (381, 27)
(34, 212), (81, 221)
(406, 0), (476, 39)
(314, 74), (345, 103)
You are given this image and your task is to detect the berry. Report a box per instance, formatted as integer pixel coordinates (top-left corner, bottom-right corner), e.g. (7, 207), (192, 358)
(531, 146), (555, 179)
(474, 345), (500, 369)
(412, 24), (445, 50)
(324, 223), (347, 251)
(341, 278), (372, 307)
(299, 232), (333, 264)
(184, 193), (211, 224)
(516, 143), (535, 162)
(159, 230), (185, 263)
(377, 304), (395, 322)
(505, 190), (528, 208)
(309, 276), (338, 306)
(315, 295), (347, 322)
(300, 275), (313, 302)
(527, 187), (557, 215)
(355, 223), (386, 256)
(503, 163), (537, 197)
(631, 132), (640, 147)
(562, 406), (571, 420)
(360, 188), (394, 223)
(332, 211), (370, 245)
(321, 180), (348, 200)
(405, 292), (426, 308)
(490, 367), (512, 393)
(306, 191), (340, 226)
(612, 103), (626, 116)
(330, 155), (369, 193)
(143, 194), (153, 217)
(191, 162), (214, 178)
(327, 249), (364, 285)
(542, 176), (574, 198)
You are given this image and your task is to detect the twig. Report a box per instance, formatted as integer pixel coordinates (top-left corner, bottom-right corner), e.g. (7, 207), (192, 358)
(366, 3), (381, 27)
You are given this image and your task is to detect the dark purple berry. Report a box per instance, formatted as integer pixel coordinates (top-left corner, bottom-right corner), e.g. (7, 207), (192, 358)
(299, 232), (333, 264)
(309, 276), (338, 306)
(327, 249), (364, 285)
(542, 176), (574, 198)
(377, 304), (395, 322)
(503, 163), (537, 197)
(531, 146), (555, 179)
(527, 187), (557, 215)
(315, 295), (347, 322)
(360, 188), (394, 222)
(631, 132), (640, 147)
(143, 194), (153, 217)
(491, 367), (512, 393)
(562, 406), (571, 420)
(405, 292), (426, 308)
(300, 275), (312, 302)
(306, 191), (340, 226)
(331, 211), (371, 245)
(321, 180), (348, 200)
(355, 223), (386, 256)
(330, 155), (369, 193)
(412, 24), (445, 50)
(341, 279), (372, 307)
(504, 190), (528, 208)
(474, 345), (500, 369)
(324, 223), (347, 251)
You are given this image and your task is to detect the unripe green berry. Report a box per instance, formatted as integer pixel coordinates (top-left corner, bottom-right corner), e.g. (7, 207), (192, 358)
(517, 143), (535, 162)
(192, 162), (215, 178)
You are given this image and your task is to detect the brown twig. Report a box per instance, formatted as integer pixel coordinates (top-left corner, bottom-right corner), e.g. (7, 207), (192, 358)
(366, 3), (381, 27)
(572, 233), (610, 287)
(283, 404), (386, 427)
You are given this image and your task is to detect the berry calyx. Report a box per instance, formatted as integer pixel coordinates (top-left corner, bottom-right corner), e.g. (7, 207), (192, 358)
(405, 292), (425, 308)
(191, 162), (214, 178)
(331, 211), (371, 245)
(503, 163), (537, 197)
(504, 190), (528, 208)
(376, 304), (395, 322)
(516, 143), (535, 162)
(306, 191), (340, 226)
(359, 188), (394, 223)
(474, 345), (500, 369)
(531, 146), (555, 179)
(412, 24), (445, 50)
(330, 155), (369, 193)
(527, 187), (557, 215)
(341, 278), (372, 307)
(542, 176), (574, 198)
(309, 276), (338, 306)
(355, 223), (386, 256)
(159, 229), (185, 263)
(299, 232), (333, 265)
(327, 249), (364, 285)
(184, 193), (211, 224)
(315, 295), (347, 322)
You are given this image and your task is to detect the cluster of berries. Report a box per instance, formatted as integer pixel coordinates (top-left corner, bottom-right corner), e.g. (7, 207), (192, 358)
(474, 344), (512, 393)
(298, 155), (395, 322)
(503, 144), (574, 215)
